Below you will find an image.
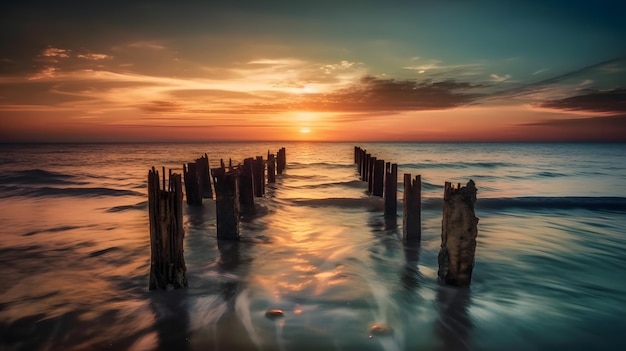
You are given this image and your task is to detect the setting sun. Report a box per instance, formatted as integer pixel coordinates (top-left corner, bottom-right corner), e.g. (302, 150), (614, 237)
(300, 128), (311, 134)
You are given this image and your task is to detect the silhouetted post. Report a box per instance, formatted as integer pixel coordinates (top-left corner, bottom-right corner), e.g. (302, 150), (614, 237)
(267, 153), (276, 183)
(148, 167), (187, 290)
(438, 180), (479, 287)
(277, 147), (286, 174)
(384, 163), (398, 217)
(367, 156), (376, 194)
(196, 154), (213, 199)
(253, 156), (265, 197)
(365, 154), (372, 182)
(403, 174), (421, 243)
(183, 163), (202, 206)
(358, 148), (363, 178)
(239, 158), (255, 213)
(212, 167), (240, 240)
(360, 149), (367, 180)
(373, 159), (385, 197)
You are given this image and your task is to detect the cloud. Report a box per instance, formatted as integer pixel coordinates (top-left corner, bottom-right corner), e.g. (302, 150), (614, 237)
(256, 76), (483, 112)
(518, 114), (626, 141)
(403, 60), (483, 77)
(140, 100), (184, 113)
(41, 47), (70, 60)
(76, 53), (113, 61)
(539, 89), (626, 114)
(126, 41), (166, 50)
(490, 73), (511, 82)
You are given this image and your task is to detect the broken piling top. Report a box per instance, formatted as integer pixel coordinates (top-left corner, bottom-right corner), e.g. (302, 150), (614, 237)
(438, 180), (479, 287)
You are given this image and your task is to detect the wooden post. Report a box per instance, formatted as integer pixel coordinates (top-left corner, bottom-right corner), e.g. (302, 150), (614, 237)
(277, 147), (286, 175)
(267, 153), (276, 183)
(403, 174), (421, 243)
(384, 163), (397, 218)
(365, 154), (372, 182)
(183, 163), (202, 206)
(196, 154), (213, 199)
(148, 167), (187, 290)
(373, 159), (385, 197)
(253, 156), (265, 197)
(438, 180), (479, 287)
(368, 156), (376, 194)
(239, 158), (255, 213)
(359, 149), (367, 180)
(212, 167), (240, 240)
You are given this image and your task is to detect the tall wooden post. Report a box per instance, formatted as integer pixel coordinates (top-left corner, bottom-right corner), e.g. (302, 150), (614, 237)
(239, 158), (255, 213)
(183, 163), (202, 206)
(148, 167), (187, 290)
(196, 154), (213, 199)
(267, 153), (276, 183)
(277, 147), (286, 175)
(368, 156), (376, 194)
(373, 159), (385, 197)
(438, 180), (479, 287)
(403, 174), (421, 243)
(253, 156), (265, 197)
(212, 168), (240, 240)
(384, 163), (398, 218)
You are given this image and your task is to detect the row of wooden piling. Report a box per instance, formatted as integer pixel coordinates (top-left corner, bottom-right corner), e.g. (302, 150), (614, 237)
(148, 148), (286, 290)
(355, 146), (479, 287)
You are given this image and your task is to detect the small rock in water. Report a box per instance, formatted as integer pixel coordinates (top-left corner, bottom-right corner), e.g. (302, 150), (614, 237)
(265, 308), (285, 318)
(369, 323), (392, 335)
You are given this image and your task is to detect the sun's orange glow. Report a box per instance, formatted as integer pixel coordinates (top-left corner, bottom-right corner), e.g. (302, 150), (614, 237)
(300, 128), (311, 134)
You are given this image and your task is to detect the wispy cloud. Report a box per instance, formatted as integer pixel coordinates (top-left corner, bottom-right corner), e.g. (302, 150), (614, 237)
(76, 53), (113, 61)
(490, 73), (511, 82)
(539, 89), (626, 114)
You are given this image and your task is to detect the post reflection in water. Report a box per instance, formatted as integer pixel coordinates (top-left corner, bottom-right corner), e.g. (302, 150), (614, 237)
(149, 289), (190, 351)
(401, 243), (421, 291)
(217, 239), (242, 311)
(436, 285), (472, 351)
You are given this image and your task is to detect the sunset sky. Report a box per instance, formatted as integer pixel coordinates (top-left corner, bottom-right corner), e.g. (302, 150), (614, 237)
(1, 0), (625, 142)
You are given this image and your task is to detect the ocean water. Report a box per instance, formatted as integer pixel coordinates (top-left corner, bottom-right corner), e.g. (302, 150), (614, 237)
(0, 142), (625, 351)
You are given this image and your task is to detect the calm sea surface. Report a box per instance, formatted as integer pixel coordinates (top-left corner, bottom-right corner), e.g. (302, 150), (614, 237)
(0, 142), (625, 351)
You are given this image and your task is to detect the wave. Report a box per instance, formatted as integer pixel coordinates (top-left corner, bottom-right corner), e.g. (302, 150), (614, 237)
(297, 180), (366, 189)
(106, 201), (148, 213)
(22, 225), (96, 237)
(289, 196), (384, 210)
(288, 162), (353, 169)
(400, 161), (515, 169)
(0, 185), (143, 198)
(0, 169), (85, 185)
(420, 196), (626, 211)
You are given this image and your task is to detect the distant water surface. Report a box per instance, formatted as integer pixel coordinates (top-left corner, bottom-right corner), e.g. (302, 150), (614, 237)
(0, 142), (625, 350)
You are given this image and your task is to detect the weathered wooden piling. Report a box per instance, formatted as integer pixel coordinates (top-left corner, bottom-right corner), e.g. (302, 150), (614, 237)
(438, 180), (479, 287)
(403, 174), (421, 243)
(373, 159), (385, 197)
(239, 158), (255, 213)
(364, 153), (369, 182)
(267, 152), (276, 183)
(183, 162), (202, 206)
(253, 156), (265, 197)
(384, 162), (398, 217)
(212, 167), (240, 240)
(368, 156), (376, 194)
(277, 147), (286, 174)
(196, 154), (213, 199)
(148, 167), (187, 290)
